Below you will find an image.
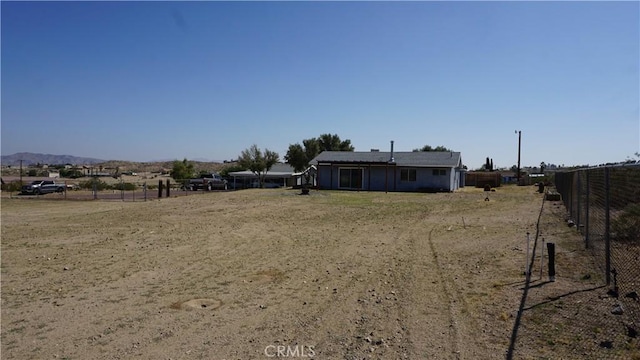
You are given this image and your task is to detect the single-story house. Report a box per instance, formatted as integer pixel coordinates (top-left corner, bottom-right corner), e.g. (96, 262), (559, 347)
(228, 163), (295, 189)
(311, 150), (465, 192)
(500, 171), (517, 184)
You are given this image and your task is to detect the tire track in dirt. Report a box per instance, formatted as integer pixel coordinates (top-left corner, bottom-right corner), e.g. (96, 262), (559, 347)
(427, 226), (462, 358)
(425, 222), (492, 360)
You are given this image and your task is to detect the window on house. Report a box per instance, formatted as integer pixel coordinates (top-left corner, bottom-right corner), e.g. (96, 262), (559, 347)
(339, 168), (363, 189)
(432, 169), (446, 176)
(401, 169), (417, 181)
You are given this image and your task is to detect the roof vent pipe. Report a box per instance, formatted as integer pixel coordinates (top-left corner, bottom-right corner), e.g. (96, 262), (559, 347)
(390, 140), (395, 163)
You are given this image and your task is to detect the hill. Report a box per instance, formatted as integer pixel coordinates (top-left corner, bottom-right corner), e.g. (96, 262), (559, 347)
(1, 152), (105, 167)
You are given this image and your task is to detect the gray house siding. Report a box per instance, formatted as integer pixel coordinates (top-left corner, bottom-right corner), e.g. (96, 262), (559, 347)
(313, 151), (464, 193)
(317, 164), (461, 192)
(317, 165), (396, 191)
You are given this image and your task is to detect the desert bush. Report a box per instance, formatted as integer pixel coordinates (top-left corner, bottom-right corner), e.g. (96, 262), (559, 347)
(1, 181), (23, 192)
(612, 203), (640, 243)
(78, 178), (110, 191)
(112, 182), (137, 191)
(60, 169), (83, 178)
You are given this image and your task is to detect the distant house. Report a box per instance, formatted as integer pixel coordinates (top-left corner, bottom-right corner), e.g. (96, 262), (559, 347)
(500, 171), (517, 184)
(46, 171), (60, 178)
(311, 150), (465, 192)
(228, 163), (295, 189)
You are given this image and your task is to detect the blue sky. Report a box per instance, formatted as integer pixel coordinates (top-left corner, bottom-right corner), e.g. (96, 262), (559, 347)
(2, 1), (638, 169)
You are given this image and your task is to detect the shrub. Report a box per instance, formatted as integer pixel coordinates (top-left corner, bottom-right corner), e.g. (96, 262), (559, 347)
(78, 178), (110, 191)
(112, 182), (137, 191)
(1, 181), (23, 192)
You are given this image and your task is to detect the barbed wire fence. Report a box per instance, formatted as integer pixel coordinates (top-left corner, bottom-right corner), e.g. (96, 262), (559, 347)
(555, 164), (640, 327)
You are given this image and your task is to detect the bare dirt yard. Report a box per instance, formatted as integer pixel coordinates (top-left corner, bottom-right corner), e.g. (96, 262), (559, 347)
(1, 186), (638, 359)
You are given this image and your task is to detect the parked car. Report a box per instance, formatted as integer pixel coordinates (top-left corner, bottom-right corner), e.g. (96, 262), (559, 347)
(21, 180), (66, 195)
(186, 173), (227, 191)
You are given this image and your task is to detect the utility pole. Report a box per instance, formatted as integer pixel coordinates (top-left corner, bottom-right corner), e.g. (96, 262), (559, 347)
(19, 159), (23, 187)
(516, 130), (522, 184)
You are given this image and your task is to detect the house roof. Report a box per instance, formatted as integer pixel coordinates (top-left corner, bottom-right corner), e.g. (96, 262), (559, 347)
(228, 163), (295, 178)
(312, 151), (463, 168)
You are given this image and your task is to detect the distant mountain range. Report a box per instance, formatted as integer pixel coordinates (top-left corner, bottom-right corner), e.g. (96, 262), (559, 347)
(1, 152), (106, 166)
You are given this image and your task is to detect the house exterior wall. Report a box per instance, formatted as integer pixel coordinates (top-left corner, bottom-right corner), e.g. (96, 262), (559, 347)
(317, 164), (459, 192)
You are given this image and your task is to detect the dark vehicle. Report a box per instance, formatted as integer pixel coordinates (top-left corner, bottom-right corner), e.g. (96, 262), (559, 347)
(21, 180), (66, 195)
(186, 173), (227, 191)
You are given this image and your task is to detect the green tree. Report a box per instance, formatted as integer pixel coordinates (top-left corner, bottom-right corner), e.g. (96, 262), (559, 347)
(171, 159), (195, 181)
(285, 134), (353, 173)
(413, 145), (453, 152)
(285, 143), (307, 173)
(317, 133), (354, 152)
(238, 144), (280, 188)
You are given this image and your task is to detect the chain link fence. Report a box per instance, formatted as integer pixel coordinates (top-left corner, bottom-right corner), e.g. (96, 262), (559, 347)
(555, 164), (640, 326)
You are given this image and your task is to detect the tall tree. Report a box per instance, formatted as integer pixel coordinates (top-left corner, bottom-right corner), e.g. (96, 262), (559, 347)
(285, 133), (353, 173)
(317, 133), (354, 152)
(171, 159), (195, 181)
(285, 143), (307, 173)
(238, 144), (280, 188)
(413, 145), (453, 152)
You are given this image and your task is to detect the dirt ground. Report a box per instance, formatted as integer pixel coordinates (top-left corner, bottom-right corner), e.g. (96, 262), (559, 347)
(1, 186), (638, 359)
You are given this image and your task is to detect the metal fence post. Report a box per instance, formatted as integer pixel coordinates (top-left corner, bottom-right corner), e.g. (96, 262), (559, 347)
(604, 167), (611, 286)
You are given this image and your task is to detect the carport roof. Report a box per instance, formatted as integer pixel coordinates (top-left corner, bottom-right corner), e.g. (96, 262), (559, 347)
(228, 163), (295, 178)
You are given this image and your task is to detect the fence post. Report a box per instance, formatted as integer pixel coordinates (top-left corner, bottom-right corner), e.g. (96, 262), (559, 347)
(604, 167), (611, 286)
(547, 242), (556, 282)
(585, 171), (590, 249)
(158, 180), (163, 198)
(166, 179), (170, 197)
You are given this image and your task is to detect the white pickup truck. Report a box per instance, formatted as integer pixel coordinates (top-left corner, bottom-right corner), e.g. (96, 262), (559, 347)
(21, 180), (67, 195)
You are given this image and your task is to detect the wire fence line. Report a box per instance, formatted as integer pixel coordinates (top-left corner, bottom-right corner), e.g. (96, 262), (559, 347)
(554, 164), (640, 325)
(6, 180), (227, 202)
